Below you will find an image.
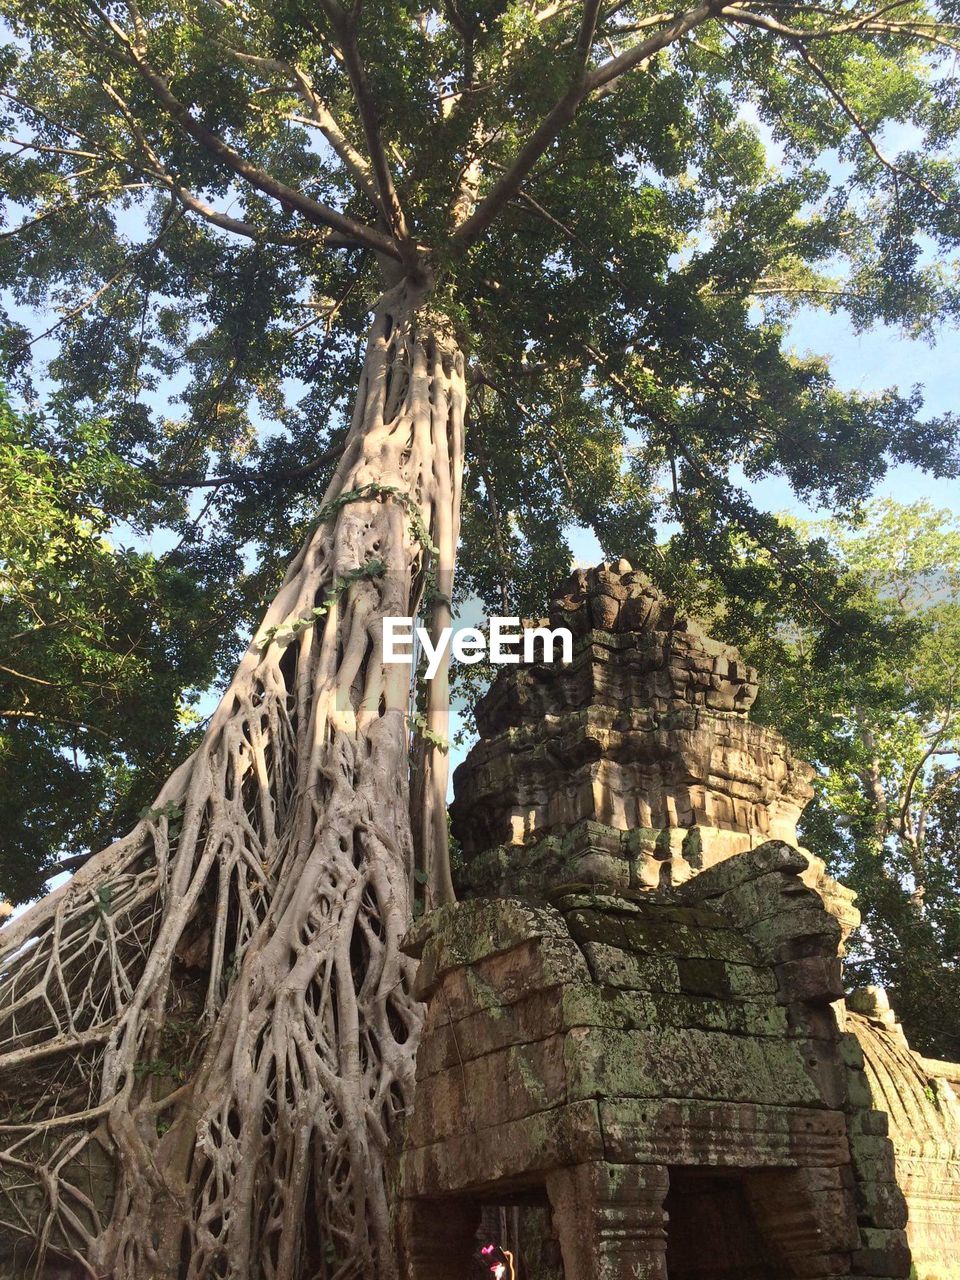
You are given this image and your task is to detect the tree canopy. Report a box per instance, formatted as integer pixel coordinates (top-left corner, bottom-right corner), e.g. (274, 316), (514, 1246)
(738, 500), (960, 1057)
(2, 0), (959, 626)
(668, 497), (960, 1056)
(0, 390), (232, 901)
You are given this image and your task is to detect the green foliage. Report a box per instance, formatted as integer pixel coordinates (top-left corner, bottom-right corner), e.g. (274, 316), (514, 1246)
(260, 556), (387, 646)
(407, 711), (449, 755)
(0, 0), (957, 621)
(0, 392), (228, 901)
(139, 801), (185, 823)
(694, 500), (960, 1057)
(2, 0), (960, 903)
(133, 1058), (186, 1084)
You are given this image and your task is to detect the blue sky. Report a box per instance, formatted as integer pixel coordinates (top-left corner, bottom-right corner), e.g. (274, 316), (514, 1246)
(565, 300), (960, 576)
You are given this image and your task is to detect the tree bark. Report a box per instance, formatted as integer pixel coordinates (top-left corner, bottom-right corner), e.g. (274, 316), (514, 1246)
(0, 279), (465, 1280)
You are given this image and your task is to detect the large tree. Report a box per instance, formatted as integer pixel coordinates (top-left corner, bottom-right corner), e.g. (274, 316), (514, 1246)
(1, 2), (960, 1277)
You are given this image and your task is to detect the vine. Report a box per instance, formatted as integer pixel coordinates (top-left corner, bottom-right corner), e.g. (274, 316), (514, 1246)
(407, 710), (449, 754)
(259, 556), (388, 647)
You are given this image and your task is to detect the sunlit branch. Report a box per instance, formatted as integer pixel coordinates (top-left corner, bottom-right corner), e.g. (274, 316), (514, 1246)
(316, 0), (414, 257)
(721, 3), (960, 46)
(98, 79), (334, 247)
(791, 42), (960, 214)
(221, 46), (383, 208)
(451, 0), (726, 253)
(86, 0), (403, 258)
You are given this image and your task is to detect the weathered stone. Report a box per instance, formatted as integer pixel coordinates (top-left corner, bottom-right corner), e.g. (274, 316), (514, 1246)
(564, 1024), (824, 1107)
(678, 840), (810, 896)
(600, 1098), (850, 1168)
(396, 565), (960, 1280)
(578, 942), (682, 993)
(854, 1180), (909, 1230)
(415, 988), (567, 1076)
(850, 1227), (912, 1277)
(545, 1162), (669, 1280)
(848, 1009), (960, 1277)
(775, 955), (846, 1006)
(397, 876), (869, 1272)
(451, 566), (820, 896)
(407, 897), (575, 999)
(402, 1100), (605, 1195)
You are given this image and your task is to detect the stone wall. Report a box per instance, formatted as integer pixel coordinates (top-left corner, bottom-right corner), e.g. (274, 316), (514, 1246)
(452, 563), (857, 942)
(844, 990), (960, 1280)
(452, 565), (813, 883)
(397, 844), (909, 1279)
(403, 564), (960, 1280)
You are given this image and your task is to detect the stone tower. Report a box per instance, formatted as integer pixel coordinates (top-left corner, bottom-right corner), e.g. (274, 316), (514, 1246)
(451, 562), (854, 932)
(395, 563), (960, 1280)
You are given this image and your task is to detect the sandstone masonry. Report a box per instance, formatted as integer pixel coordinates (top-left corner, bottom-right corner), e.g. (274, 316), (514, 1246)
(397, 563), (960, 1280)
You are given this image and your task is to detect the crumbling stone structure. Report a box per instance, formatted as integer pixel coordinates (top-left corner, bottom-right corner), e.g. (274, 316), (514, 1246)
(848, 988), (960, 1280)
(396, 564), (960, 1280)
(450, 563), (851, 924)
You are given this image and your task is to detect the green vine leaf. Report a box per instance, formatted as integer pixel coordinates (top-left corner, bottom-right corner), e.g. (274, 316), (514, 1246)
(407, 711), (449, 754)
(139, 801), (184, 824)
(260, 557), (388, 649)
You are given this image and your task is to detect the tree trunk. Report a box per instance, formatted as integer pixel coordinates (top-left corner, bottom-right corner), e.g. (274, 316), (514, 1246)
(0, 280), (465, 1280)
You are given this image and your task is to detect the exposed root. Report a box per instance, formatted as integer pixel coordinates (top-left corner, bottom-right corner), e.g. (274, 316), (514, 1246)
(0, 282), (465, 1280)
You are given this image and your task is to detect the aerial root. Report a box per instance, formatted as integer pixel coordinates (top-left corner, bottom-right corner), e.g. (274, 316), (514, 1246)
(0, 287), (465, 1280)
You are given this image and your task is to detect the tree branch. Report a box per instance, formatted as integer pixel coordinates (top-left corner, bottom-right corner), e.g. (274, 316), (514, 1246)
(316, 0), (414, 257)
(95, 4), (403, 258)
(787, 41), (960, 214)
(98, 79), (330, 247)
(721, 3), (960, 45)
(577, 0), (605, 63)
(900, 691), (956, 843)
(450, 0), (725, 253)
(146, 437), (347, 491)
(221, 46), (383, 208)
(0, 709), (110, 739)
(587, 0), (726, 91)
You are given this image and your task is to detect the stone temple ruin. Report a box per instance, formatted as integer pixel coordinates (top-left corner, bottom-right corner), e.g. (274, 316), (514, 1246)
(395, 564), (960, 1280)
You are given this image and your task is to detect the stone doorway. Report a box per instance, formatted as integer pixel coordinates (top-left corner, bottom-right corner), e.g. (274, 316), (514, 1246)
(478, 1198), (563, 1280)
(664, 1169), (785, 1280)
(399, 1190), (564, 1280)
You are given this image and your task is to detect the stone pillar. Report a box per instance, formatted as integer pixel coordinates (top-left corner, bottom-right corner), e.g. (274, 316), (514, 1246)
(546, 1162), (669, 1280)
(397, 1197), (480, 1280)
